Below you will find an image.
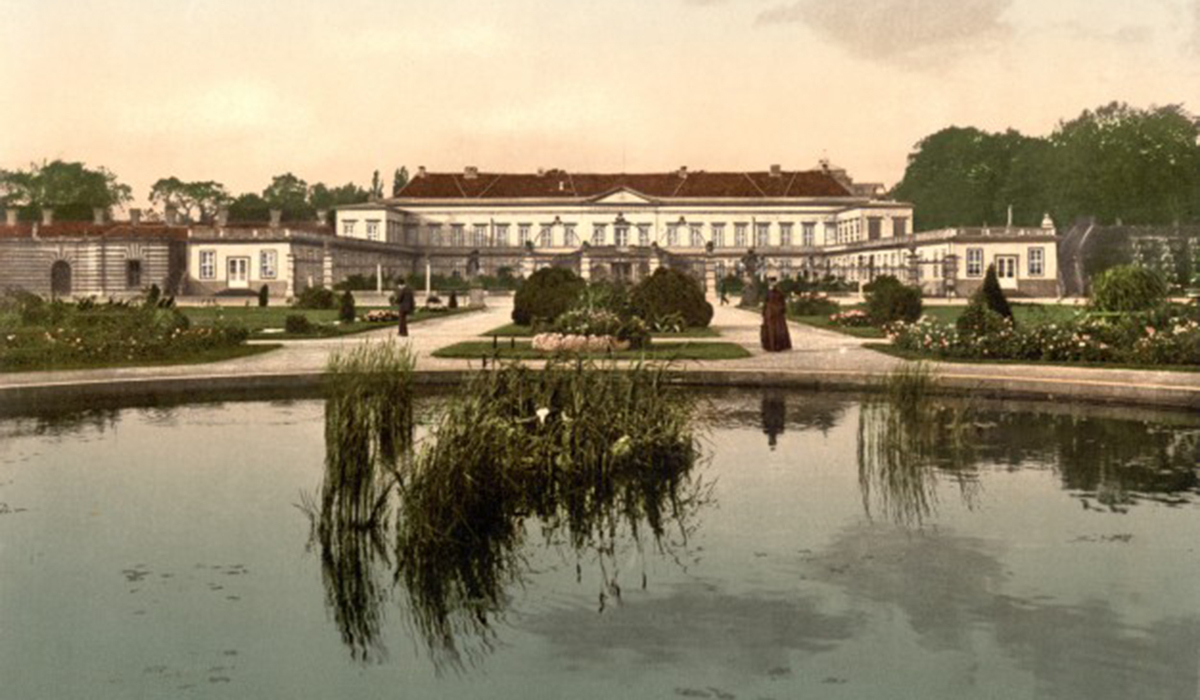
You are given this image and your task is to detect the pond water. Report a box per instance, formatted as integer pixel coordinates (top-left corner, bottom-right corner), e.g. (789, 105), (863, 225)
(1, 391), (1198, 699)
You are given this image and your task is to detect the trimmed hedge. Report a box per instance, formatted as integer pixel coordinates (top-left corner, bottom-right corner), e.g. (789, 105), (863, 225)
(864, 275), (921, 325)
(512, 267), (586, 325)
(631, 267), (714, 328)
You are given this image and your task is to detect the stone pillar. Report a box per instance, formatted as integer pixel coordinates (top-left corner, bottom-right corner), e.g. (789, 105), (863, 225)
(704, 254), (716, 300)
(286, 253), (297, 298)
(580, 252), (591, 281)
(376, 263), (383, 294)
(322, 247), (334, 289)
(424, 257), (432, 299)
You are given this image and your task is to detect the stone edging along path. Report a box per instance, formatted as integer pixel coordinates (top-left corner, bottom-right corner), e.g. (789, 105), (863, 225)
(1, 300), (1198, 411)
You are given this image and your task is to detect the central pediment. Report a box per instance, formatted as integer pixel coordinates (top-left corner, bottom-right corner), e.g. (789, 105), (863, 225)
(590, 188), (658, 205)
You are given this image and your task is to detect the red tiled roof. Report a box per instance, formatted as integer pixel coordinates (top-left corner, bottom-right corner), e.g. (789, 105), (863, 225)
(394, 169), (855, 200)
(0, 222), (189, 240)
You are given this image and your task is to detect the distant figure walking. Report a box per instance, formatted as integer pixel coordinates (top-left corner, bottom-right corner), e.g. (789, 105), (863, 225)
(760, 283), (791, 352)
(395, 277), (415, 337)
(718, 279), (729, 306)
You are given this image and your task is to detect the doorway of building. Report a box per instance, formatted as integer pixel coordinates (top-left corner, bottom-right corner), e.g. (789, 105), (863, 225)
(995, 255), (1018, 289)
(50, 260), (72, 298)
(227, 257), (250, 289)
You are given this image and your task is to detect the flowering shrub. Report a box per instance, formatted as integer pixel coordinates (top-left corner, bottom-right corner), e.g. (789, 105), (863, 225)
(530, 333), (630, 354)
(364, 309), (400, 322)
(788, 291), (839, 317)
(555, 307), (651, 349)
(829, 309), (873, 327)
(887, 310), (1200, 366)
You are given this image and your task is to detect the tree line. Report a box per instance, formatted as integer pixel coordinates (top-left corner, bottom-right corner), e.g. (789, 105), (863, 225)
(0, 164), (410, 224)
(892, 102), (1200, 231)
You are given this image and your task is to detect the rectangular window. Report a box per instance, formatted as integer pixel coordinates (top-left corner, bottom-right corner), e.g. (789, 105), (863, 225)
(667, 225), (679, 247)
(126, 259), (142, 288)
(538, 225), (553, 247)
(1028, 247), (1044, 277)
(450, 224), (465, 247)
(259, 250), (277, 279)
(615, 225), (629, 247)
(756, 223), (770, 248)
(592, 224), (606, 246)
(199, 250), (215, 280)
(734, 223), (747, 248)
(518, 224), (531, 247)
(342, 219), (356, 236)
(780, 223), (793, 247)
(824, 222), (837, 246)
(867, 217), (882, 241)
(428, 224), (443, 246)
(893, 217), (908, 237)
(966, 247), (984, 277)
(495, 224), (510, 247)
(366, 220), (380, 241)
(473, 224), (488, 248)
(689, 224), (704, 248)
(802, 222), (815, 248)
(637, 224), (650, 246)
(711, 223), (725, 248)
(564, 224), (578, 247)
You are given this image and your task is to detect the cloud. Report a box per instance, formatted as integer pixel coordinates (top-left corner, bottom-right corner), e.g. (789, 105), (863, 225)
(756, 0), (1013, 61)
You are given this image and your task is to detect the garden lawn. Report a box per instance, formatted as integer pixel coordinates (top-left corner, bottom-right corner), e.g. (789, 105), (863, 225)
(791, 302), (1084, 339)
(184, 305), (478, 339)
(433, 340), (751, 361)
(482, 323), (720, 339)
(864, 342), (1200, 373)
(2, 343), (280, 373)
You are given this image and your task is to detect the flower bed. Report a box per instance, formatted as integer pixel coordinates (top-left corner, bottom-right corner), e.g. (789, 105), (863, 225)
(829, 309), (873, 327)
(530, 333), (631, 353)
(886, 310), (1200, 366)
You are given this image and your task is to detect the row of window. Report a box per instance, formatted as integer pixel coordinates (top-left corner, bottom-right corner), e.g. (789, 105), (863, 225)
(197, 250), (278, 280)
(348, 219), (910, 249)
(965, 247), (1045, 277)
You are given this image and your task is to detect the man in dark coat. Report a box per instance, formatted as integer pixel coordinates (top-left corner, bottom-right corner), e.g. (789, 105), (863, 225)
(396, 277), (416, 336)
(761, 282), (792, 352)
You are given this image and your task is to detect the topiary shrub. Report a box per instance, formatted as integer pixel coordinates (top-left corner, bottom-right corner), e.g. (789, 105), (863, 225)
(512, 266), (586, 326)
(631, 267), (714, 328)
(294, 286), (337, 310)
(979, 264), (1013, 319)
(258, 284), (269, 308)
(448, 290), (458, 309)
(285, 314), (314, 334)
(338, 290), (356, 323)
(1089, 264), (1168, 312)
(864, 275), (922, 325)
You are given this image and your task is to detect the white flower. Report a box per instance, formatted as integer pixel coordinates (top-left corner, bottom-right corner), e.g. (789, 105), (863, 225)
(535, 407), (550, 425)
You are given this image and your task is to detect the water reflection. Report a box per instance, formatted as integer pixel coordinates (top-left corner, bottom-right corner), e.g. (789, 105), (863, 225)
(761, 393), (785, 449)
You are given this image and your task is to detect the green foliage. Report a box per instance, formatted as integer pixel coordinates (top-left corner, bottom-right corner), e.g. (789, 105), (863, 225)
(262, 172), (313, 221)
(787, 291), (840, 317)
(338, 290), (356, 323)
(294, 286), (337, 310)
(955, 303), (1010, 338)
(864, 275), (922, 325)
(285, 314), (315, 334)
(631, 267), (714, 328)
(309, 182), (370, 211)
(512, 266), (586, 325)
(258, 285), (270, 308)
(148, 177), (230, 223)
(392, 167), (409, 197)
(0, 160), (132, 221)
(979, 264), (1014, 319)
(227, 193), (270, 223)
(1089, 264), (1169, 312)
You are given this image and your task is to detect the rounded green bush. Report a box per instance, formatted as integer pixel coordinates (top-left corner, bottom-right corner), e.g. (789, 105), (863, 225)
(864, 275), (922, 325)
(1089, 265), (1168, 312)
(631, 267), (714, 328)
(512, 267), (585, 325)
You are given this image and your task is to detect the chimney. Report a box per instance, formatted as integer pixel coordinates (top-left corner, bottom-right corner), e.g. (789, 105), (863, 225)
(417, 165), (427, 178)
(165, 205), (178, 226)
(41, 208), (54, 226)
(1006, 204), (1013, 228)
(216, 207), (229, 227)
(537, 167), (546, 177)
(129, 208), (141, 226)
(678, 166), (688, 179)
(5, 209), (19, 226)
(269, 209), (282, 227)
(464, 166), (478, 180)
(92, 207), (107, 225)
(316, 209), (329, 225)
(770, 164), (782, 178)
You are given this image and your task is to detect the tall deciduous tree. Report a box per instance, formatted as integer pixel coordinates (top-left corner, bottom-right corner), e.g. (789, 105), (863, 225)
(309, 182), (369, 210)
(0, 160), (132, 221)
(148, 177), (231, 223)
(392, 166), (409, 197)
(262, 173), (313, 221)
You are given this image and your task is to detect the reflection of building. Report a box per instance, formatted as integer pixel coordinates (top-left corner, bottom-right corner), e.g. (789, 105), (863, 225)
(335, 164), (1061, 297)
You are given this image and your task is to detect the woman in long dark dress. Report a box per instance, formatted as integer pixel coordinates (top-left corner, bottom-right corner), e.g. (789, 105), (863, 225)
(761, 284), (792, 352)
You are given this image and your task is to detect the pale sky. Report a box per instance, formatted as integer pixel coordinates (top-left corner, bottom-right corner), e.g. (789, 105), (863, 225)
(1, 0), (1197, 209)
